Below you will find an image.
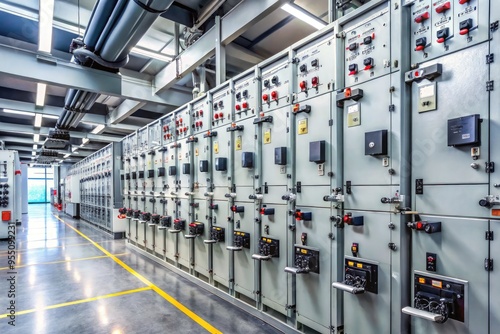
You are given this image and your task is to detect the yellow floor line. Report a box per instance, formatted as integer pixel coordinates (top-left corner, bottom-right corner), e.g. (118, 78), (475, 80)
(0, 287), (152, 319)
(0, 239), (116, 255)
(54, 215), (223, 334)
(0, 252), (128, 271)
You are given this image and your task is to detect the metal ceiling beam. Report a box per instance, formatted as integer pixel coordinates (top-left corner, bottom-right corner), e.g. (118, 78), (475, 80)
(0, 44), (191, 107)
(0, 122), (122, 142)
(0, 98), (144, 131)
(154, 0), (289, 92)
(108, 100), (147, 125)
(0, 136), (43, 145)
(226, 44), (265, 64)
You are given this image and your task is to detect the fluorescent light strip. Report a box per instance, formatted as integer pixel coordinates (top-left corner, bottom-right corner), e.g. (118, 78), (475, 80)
(82, 138), (90, 145)
(43, 114), (60, 120)
(91, 124), (105, 134)
(36, 83), (47, 107)
(32, 151), (36, 156)
(34, 134), (40, 142)
(131, 47), (173, 63)
(3, 109), (35, 116)
(38, 0), (55, 53)
(34, 114), (43, 128)
(63, 153), (70, 158)
(281, 3), (327, 30)
(33, 144), (37, 150)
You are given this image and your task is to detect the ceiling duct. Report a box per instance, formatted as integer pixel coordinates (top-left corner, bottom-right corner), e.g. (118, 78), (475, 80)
(43, 129), (71, 152)
(56, 0), (175, 131)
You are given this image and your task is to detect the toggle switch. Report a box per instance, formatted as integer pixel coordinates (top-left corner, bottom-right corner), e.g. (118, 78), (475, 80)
(348, 42), (358, 51)
(459, 18), (473, 35)
(414, 12), (430, 24)
(435, 1), (450, 13)
(436, 27), (450, 44)
(343, 213), (364, 226)
(458, 0), (469, 4)
(348, 64), (358, 76)
(363, 57), (374, 70)
(299, 64), (307, 73)
(415, 37), (427, 51)
(260, 207), (275, 215)
(271, 75), (279, 85)
(363, 35), (373, 45)
(231, 205), (245, 213)
(311, 76), (319, 87)
(295, 209), (312, 221)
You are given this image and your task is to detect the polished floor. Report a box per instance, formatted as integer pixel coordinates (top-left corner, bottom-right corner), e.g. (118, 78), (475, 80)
(0, 204), (282, 334)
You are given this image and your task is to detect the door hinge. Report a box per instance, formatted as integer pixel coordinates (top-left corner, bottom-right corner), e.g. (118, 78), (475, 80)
(487, 81), (494, 91)
(389, 104), (395, 112)
(329, 119), (334, 126)
(491, 21), (499, 32)
(296, 181), (302, 193)
(486, 162), (495, 173)
(485, 258), (494, 271)
(486, 231), (494, 240)
(487, 54), (495, 64)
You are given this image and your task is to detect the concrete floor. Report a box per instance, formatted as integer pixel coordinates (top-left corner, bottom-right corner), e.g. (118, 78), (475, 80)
(0, 204), (282, 334)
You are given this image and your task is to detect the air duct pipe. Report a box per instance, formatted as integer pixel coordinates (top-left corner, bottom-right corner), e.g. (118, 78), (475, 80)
(57, 0), (175, 130)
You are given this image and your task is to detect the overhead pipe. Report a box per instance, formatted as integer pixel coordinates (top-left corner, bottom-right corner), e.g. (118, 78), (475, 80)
(57, 0), (175, 130)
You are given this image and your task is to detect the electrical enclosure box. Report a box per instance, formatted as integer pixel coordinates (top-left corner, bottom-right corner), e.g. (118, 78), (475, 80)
(365, 130), (388, 156)
(344, 257), (379, 294)
(132, 172), (137, 179)
(274, 147), (287, 165)
(157, 167), (165, 177)
(169, 166), (177, 176)
(147, 169), (154, 178)
(309, 140), (326, 163)
(241, 152), (254, 168)
(447, 114), (481, 147)
(199, 160), (209, 172)
(215, 157), (227, 171)
(182, 163), (190, 175)
(138, 171), (144, 179)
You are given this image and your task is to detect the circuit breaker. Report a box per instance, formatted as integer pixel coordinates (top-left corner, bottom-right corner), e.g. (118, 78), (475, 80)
(284, 245), (320, 275)
(333, 257), (378, 295)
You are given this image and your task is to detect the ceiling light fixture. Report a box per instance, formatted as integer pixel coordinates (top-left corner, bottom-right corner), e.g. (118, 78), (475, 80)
(38, 0), (55, 53)
(3, 109), (35, 116)
(42, 114), (60, 119)
(63, 153), (70, 158)
(82, 138), (90, 145)
(36, 83), (47, 106)
(33, 144), (38, 150)
(34, 114), (43, 128)
(91, 124), (105, 134)
(281, 3), (327, 30)
(32, 151), (36, 156)
(72, 146), (78, 152)
(34, 134), (40, 142)
(131, 47), (174, 63)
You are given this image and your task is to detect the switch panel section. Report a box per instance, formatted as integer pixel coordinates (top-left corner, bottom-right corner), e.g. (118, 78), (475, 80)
(293, 31), (335, 103)
(191, 98), (208, 134)
(188, 222), (205, 236)
(342, 4), (391, 86)
(365, 130), (388, 156)
(209, 226), (225, 242)
(161, 115), (176, 144)
(212, 86), (232, 128)
(261, 57), (291, 111)
(257, 237), (280, 258)
(234, 74), (256, 120)
(292, 245), (320, 274)
(410, 0), (486, 63)
(175, 108), (191, 140)
(335, 257), (379, 294)
(234, 231), (251, 249)
(408, 271), (468, 324)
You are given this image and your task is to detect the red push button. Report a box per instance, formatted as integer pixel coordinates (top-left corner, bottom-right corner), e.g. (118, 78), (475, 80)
(262, 94), (269, 101)
(271, 91), (278, 100)
(199, 110), (203, 116)
(242, 102), (248, 109)
(179, 118), (183, 124)
(311, 76), (319, 87)
(459, 0), (469, 4)
(435, 2), (450, 13)
(219, 112), (224, 119)
(414, 12), (430, 23)
(235, 104), (241, 111)
(437, 37), (446, 44)
(184, 127), (188, 132)
(214, 113), (219, 120)
(415, 45), (425, 51)
(2, 211), (11, 221)
(459, 28), (469, 35)
(299, 81), (307, 90)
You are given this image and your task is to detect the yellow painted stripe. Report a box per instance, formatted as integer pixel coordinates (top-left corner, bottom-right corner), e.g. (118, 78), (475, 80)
(0, 239), (116, 255)
(0, 287), (152, 319)
(54, 215), (222, 334)
(0, 253), (128, 271)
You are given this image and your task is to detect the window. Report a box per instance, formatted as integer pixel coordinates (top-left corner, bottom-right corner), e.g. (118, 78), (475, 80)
(28, 167), (54, 204)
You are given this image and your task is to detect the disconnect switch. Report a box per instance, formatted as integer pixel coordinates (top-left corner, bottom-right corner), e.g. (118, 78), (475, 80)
(309, 141), (326, 163)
